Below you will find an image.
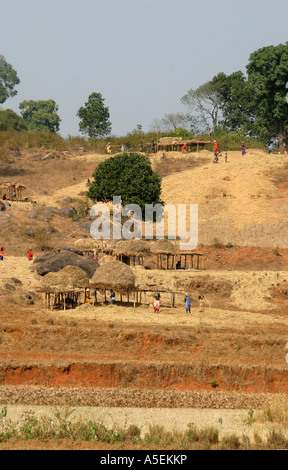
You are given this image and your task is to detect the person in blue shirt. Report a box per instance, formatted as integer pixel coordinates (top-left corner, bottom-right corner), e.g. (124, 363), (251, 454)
(184, 294), (191, 314)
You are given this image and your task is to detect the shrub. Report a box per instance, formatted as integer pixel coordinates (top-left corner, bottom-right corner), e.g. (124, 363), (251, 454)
(87, 152), (163, 215)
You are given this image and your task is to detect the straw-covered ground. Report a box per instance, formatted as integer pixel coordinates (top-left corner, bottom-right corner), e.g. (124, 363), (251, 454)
(1, 147), (288, 449)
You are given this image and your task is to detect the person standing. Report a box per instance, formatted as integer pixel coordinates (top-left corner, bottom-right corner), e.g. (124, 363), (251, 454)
(241, 141), (246, 156)
(110, 289), (116, 305)
(213, 140), (218, 156)
(153, 296), (160, 313)
(105, 142), (111, 155)
(27, 249), (33, 261)
(0, 247), (4, 260)
(184, 293), (191, 314)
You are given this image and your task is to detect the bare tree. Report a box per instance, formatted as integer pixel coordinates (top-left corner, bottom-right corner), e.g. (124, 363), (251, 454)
(181, 81), (222, 134)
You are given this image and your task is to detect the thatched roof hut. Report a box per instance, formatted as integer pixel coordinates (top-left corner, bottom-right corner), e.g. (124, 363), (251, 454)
(90, 261), (135, 293)
(42, 265), (89, 292)
(150, 239), (176, 255)
(115, 239), (150, 256)
(74, 238), (104, 252)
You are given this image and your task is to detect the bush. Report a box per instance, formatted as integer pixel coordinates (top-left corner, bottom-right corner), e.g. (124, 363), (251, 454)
(87, 152), (163, 214)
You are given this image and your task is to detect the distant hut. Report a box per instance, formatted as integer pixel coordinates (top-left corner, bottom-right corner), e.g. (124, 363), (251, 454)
(115, 239), (150, 266)
(41, 265), (90, 310)
(151, 239), (176, 269)
(90, 261), (135, 304)
(74, 238), (114, 258)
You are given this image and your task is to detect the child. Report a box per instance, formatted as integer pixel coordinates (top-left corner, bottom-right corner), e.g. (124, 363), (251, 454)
(27, 249), (33, 261)
(198, 295), (205, 313)
(0, 247), (4, 260)
(153, 296), (160, 313)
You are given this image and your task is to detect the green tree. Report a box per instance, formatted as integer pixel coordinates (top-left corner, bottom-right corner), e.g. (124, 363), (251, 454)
(0, 109), (27, 131)
(19, 99), (61, 132)
(87, 152), (162, 213)
(211, 71), (255, 132)
(0, 55), (20, 104)
(246, 42), (288, 151)
(77, 92), (112, 138)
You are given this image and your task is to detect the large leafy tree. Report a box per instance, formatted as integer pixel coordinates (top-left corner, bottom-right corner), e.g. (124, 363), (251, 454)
(246, 42), (288, 151)
(19, 99), (61, 132)
(211, 71), (255, 132)
(87, 153), (162, 213)
(77, 92), (112, 138)
(0, 55), (20, 104)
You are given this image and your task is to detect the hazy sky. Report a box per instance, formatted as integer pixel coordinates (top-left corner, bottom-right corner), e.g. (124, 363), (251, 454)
(1, 0), (288, 138)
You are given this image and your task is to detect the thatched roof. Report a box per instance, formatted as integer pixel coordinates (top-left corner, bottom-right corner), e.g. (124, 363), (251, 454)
(115, 239), (150, 257)
(150, 239), (176, 254)
(159, 137), (183, 145)
(42, 265), (89, 292)
(90, 261), (135, 292)
(74, 238), (105, 251)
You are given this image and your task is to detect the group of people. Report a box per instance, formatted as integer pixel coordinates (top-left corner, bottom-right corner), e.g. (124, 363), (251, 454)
(0, 247), (33, 261)
(153, 292), (208, 315)
(184, 293), (207, 314)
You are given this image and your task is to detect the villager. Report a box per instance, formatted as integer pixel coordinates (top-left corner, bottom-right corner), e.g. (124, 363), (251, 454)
(106, 142), (111, 154)
(225, 152), (228, 162)
(153, 296), (160, 313)
(241, 141), (246, 156)
(0, 247), (4, 260)
(198, 295), (205, 313)
(110, 289), (116, 305)
(181, 144), (186, 154)
(85, 289), (90, 304)
(213, 140), (218, 156)
(27, 249), (33, 261)
(184, 293), (191, 313)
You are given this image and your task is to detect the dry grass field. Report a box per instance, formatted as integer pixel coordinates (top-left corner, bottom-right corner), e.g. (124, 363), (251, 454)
(1, 147), (288, 449)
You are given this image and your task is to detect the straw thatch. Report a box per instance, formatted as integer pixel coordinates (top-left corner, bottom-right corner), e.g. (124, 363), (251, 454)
(150, 239), (176, 254)
(42, 265), (89, 292)
(159, 137), (183, 145)
(74, 238), (104, 251)
(115, 239), (150, 256)
(90, 261), (135, 293)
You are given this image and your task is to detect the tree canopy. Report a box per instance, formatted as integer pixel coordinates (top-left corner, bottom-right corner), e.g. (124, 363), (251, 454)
(77, 92), (112, 138)
(87, 152), (162, 213)
(0, 55), (20, 104)
(246, 42), (288, 149)
(0, 109), (27, 131)
(19, 99), (61, 133)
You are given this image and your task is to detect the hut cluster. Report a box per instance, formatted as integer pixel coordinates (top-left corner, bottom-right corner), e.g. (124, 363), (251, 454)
(40, 238), (203, 311)
(0, 182), (26, 202)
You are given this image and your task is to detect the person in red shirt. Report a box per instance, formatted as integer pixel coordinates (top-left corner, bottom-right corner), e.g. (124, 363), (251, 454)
(27, 249), (33, 261)
(0, 247), (4, 260)
(213, 140), (218, 156)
